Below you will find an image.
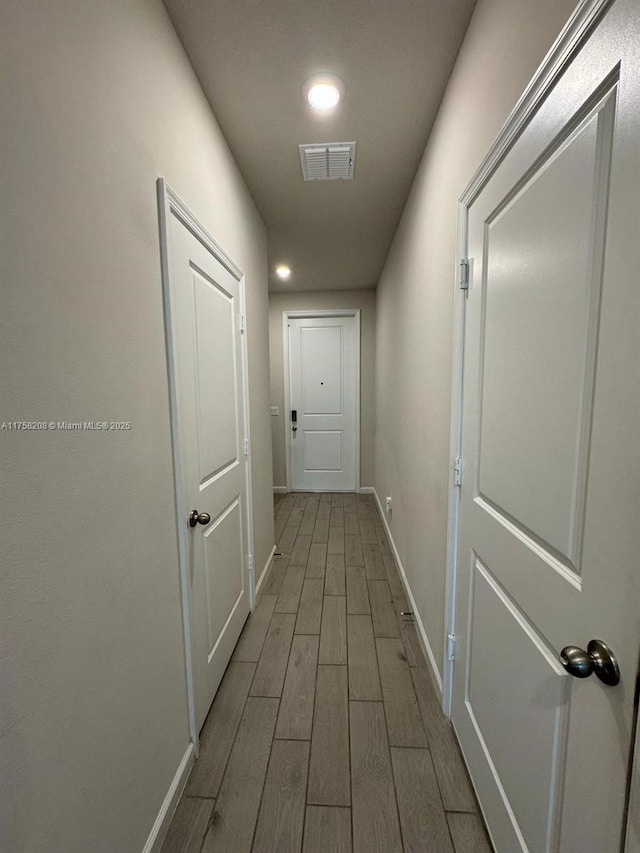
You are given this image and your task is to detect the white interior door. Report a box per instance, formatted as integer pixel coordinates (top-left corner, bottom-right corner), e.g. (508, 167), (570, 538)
(452, 2), (640, 850)
(288, 314), (359, 491)
(165, 199), (251, 733)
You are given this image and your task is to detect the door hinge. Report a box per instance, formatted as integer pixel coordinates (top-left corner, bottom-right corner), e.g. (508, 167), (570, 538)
(447, 633), (456, 662)
(459, 259), (469, 291)
(243, 438), (250, 456)
(239, 313), (246, 333)
(247, 554), (254, 576)
(453, 457), (462, 487)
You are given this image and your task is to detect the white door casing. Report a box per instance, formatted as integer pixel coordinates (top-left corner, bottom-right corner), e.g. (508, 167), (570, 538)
(285, 311), (360, 492)
(158, 181), (252, 737)
(449, 1), (640, 850)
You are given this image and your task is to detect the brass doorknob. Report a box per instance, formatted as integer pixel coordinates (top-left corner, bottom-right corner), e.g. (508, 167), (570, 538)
(560, 639), (620, 686)
(189, 510), (211, 528)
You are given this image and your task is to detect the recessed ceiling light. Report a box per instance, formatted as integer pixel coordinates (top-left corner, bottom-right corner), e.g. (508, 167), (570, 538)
(308, 83), (340, 110)
(276, 265), (291, 280)
(304, 73), (345, 112)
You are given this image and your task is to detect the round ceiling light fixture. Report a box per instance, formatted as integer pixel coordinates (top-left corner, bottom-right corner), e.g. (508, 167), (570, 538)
(304, 73), (345, 112)
(276, 265), (291, 280)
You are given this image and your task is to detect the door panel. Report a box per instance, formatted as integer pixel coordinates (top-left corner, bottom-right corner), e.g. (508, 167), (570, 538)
(168, 211), (250, 732)
(194, 271), (239, 480)
(303, 430), (343, 471)
(466, 558), (569, 853)
(203, 499), (243, 657)
(289, 315), (358, 491)
(453, 3), (640, 850)
(478, 109), (605, 566)
(302, 326), (343, 414)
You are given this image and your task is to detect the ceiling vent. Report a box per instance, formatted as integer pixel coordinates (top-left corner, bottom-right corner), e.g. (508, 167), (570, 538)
(299, 142), (356, 181)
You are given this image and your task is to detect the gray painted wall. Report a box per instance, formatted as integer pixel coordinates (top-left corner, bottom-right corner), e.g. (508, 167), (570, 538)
(1, 1), (272, 851)
(374, 0), (579, 680)
(269, 290), (376, 489)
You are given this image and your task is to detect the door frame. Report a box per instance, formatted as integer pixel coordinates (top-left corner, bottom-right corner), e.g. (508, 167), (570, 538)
(442, 0), (615, 718)
(156, 178), (255, 749)
(282, 309), (361, 492)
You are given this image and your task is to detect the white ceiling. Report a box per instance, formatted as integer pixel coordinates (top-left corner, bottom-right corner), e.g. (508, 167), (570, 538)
(163, 0), (477, 292)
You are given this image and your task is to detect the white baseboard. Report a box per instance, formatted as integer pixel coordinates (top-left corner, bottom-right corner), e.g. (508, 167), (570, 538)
(273, 486), (289, 494)
(358, 486), (375, 494)
(142, 742), (195, 853)
(254, 545), (276, 598)
(371, 489), (443, 695)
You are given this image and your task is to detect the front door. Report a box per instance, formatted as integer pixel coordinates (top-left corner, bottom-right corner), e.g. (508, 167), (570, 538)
(288, 314), (359, 491)
(452, 2), (640, 850)
(164, 194), (251, 732)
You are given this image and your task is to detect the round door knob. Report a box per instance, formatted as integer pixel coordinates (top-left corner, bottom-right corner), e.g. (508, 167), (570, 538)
(560, 639), (620, 686)
(189, 510), (211, 528)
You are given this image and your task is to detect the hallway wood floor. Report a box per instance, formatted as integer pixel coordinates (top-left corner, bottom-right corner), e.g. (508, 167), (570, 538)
(162, 492), (492, 853)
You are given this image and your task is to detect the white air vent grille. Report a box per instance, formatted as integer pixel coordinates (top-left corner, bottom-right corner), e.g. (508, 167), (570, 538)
(299, 142), (356, 181)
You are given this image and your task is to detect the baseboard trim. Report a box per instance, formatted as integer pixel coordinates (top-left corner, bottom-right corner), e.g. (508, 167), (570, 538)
(371, 488), (443, 695)
(358, 486), (375, 494)
(142, 742), (195, 853)
(255, 545), (276, 598)
(273, 486), (289, 494)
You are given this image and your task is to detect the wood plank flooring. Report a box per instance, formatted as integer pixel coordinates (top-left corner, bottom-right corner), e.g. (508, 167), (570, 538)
(162, 492), (492, 853)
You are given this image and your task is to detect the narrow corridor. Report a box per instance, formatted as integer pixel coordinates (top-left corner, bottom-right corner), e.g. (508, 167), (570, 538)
(162, 493), (492, 852)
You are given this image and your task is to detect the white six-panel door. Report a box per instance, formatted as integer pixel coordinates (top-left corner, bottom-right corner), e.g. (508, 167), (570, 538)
(163, 193), (251, 733)
(452, 1), (640, 849)
(288, 314), (359, 491)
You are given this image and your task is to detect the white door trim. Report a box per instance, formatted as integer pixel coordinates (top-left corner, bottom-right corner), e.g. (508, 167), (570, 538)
(282, 309), (361, 492)
(156, 178), (255, 749)
(442, 0), (616, 717)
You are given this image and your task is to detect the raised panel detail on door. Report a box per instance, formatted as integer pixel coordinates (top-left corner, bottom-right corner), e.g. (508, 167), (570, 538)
(301, 326), (343, 414)
(194, 270), (239, 484)
(203, 499), (244, 659)
(466, 558), (569, 853)
(303, 431), (343, 471)
(477, 100), (611, 571)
